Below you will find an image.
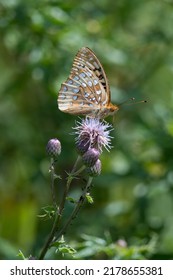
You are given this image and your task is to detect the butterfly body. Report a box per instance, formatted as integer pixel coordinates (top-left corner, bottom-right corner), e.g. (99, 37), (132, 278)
(58, 47), (119, 119)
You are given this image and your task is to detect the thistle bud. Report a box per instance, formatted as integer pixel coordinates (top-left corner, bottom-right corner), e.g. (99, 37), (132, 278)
(76, 132), (91, 155)
(46, 138), (61, 158)
(86, 159), (102, 177)
(82, 148), (100, 167)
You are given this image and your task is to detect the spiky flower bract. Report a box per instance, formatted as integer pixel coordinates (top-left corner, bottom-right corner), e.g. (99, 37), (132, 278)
(86, 159), (102, 177)
(82, 148), (100, 167)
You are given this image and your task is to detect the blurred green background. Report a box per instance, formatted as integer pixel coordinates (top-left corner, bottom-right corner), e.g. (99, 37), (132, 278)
(1, 0), (173, 260)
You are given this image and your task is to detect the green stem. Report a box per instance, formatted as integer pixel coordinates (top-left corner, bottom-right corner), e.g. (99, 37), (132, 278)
(50, 158), (57, 209)
(59, 159), (84, 215)
(51, 176), (93, 244)
(38, 156), (84, 260)
(71, 155), (81, 174)
(38, 211), (60, 260)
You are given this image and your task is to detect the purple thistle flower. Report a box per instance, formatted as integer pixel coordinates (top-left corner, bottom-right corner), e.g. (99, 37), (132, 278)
(86, 159), (102, 177)
(46, 138), (61, 158)
(82, 148), (100, 167)
(73, 118), (113, 153)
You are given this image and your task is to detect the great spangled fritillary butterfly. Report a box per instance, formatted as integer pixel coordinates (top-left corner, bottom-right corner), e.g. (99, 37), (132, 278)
(58, 47), (119, 119)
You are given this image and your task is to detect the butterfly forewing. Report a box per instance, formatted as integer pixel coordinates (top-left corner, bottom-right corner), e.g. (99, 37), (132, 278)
(58, 47), (111, 117)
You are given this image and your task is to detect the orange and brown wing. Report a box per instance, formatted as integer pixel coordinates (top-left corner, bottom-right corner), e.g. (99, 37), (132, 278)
(58, 47), (111, 117)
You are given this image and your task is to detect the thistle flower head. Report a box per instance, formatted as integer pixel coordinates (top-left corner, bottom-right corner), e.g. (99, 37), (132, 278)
(74, 118), (113, 154)
(46, 138), (61, 158)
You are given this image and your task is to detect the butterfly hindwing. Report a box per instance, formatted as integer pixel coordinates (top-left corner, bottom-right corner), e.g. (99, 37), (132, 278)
(58, 47), (111, 117)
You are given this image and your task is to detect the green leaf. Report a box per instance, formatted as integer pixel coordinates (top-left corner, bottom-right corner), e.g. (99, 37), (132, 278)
(17, 250), (26, 260)
(58, 245), (76, 255)
(66, 196), (76, 203)
(38, 205), (55, 220)
(86, 193), (94, 204)
(51, 236), (65, 248)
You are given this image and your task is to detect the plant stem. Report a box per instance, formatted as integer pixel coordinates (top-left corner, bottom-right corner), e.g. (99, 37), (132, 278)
(38, 211), (60, 260)
(51, 176), (93, 244)
(50, 158), (57, 209)
(38, 156), (84, 260)
(59, 156), (83, 215)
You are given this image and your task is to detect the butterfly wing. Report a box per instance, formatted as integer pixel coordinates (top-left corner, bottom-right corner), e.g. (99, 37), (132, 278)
(58, 47), (111, 117)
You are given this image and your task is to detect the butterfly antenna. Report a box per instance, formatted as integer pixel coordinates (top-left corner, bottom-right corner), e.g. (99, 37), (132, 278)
(118, 97), (147, 107)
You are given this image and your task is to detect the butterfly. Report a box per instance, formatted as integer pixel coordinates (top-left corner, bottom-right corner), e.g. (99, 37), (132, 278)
(58, 47), (119, 119)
